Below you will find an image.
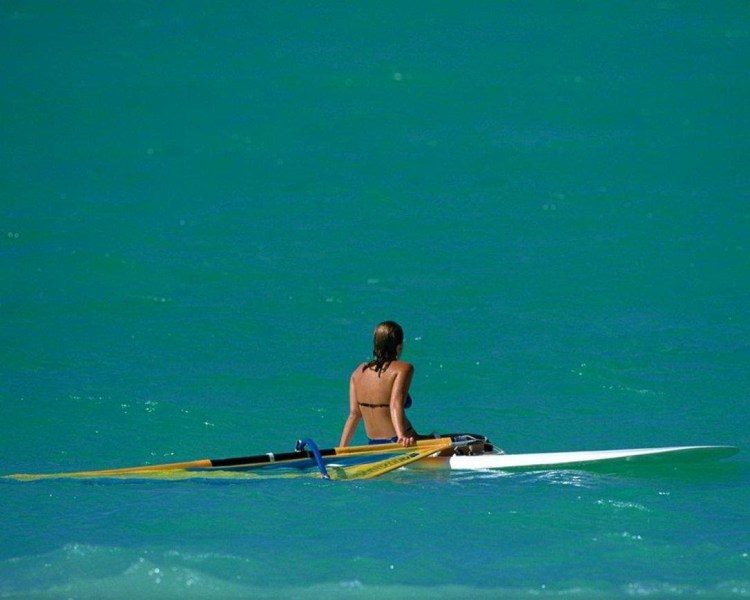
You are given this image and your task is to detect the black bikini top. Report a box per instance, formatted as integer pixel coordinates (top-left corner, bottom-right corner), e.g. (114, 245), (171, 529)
(359, 393), (413, 410)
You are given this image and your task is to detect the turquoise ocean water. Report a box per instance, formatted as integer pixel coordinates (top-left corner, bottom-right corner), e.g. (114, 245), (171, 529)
(2, 2), (749, 597)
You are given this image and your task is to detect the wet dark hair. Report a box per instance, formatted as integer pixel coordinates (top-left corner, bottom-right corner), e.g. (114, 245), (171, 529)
(364, 320), (404, 374)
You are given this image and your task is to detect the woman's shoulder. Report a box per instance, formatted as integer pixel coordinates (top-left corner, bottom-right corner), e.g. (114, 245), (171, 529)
(350, 362), (369, 378)
(392, 360), (414, 374)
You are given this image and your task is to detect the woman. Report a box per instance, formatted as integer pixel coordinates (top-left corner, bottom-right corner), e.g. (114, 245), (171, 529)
(339, 321), (419, 447)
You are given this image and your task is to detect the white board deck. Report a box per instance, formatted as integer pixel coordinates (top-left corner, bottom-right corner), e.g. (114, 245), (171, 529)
(417, 445), (739, 471)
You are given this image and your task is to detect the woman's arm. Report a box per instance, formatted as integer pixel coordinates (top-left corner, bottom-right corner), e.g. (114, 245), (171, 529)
(389, 363), (415, 446)
(339, 372), (362, 447)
